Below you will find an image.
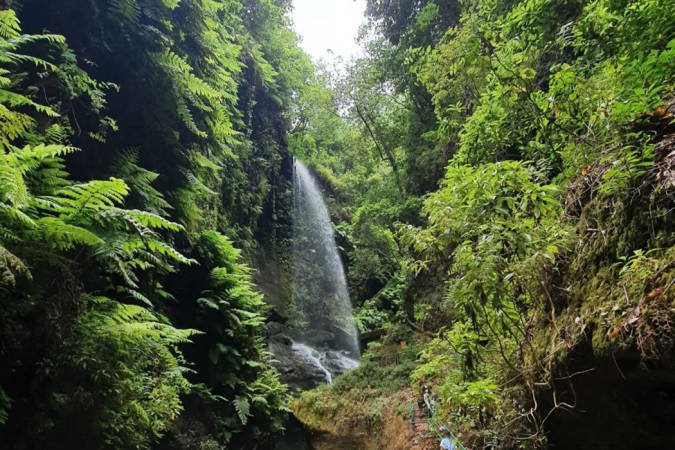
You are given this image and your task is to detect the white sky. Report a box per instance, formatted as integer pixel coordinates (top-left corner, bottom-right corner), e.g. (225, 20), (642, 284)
(291, 0), (366, 63)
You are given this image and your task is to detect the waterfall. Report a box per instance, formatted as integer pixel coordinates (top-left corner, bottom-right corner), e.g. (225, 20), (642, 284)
(291, 342), (333, 384)
(291, 159), (360, 365)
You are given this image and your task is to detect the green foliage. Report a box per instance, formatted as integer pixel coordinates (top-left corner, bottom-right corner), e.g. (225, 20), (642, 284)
(289, 1), (673, 447)
(293, 345), (417, 436)
(58, 296), (196, 449)
(191, 230), (287, 445)
(1, 0), (673, 448)
(0, 12), (201, 448)
(111, 149), (172, 215)
(414, 0), (675, 175)
(402, 162), (569, 437)
(1, 5), (296, 448)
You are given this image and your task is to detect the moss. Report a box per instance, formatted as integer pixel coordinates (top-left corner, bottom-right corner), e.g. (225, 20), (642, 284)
(292, 342), (418, 443)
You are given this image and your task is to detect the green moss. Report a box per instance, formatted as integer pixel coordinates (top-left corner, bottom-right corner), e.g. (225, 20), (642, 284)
(292, 344), (417, 436)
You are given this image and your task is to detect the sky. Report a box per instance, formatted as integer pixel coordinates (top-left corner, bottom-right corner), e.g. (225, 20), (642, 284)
(291, 0), (366, 63)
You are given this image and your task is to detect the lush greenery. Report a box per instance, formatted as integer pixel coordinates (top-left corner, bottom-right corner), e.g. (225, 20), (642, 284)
(292, 0), (674, 448)
(1, 0), (674, 449)
(0, 1), (309, 448)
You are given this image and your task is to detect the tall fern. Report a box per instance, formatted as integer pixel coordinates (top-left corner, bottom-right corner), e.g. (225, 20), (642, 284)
(0, 12), (198, 449)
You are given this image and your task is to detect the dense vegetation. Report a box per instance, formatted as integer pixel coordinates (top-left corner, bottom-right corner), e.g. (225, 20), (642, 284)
(0, 1), (312, 448)
(292, 0), (675, 449)
(1, 0), (673, 449)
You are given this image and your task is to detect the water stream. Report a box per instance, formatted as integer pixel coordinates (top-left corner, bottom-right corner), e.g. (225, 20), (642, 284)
(291, 342), (333, 384)
(289, 159), (359, 380)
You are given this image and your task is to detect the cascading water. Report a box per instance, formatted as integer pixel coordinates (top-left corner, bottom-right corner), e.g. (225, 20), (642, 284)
(291, 342), (333, 384)
(288, 159), (359, 381)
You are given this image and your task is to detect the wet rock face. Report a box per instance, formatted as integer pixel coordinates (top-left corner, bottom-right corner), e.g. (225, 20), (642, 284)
(267, 321), (358, 391)
(268, 321), (326, 390)
(269, 339), (328, 391)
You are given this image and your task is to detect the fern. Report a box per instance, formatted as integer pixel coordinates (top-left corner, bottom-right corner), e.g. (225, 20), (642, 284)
(2, 48), (61, 71)
(233, 396), (251, 425)
(116, 208), (183, 232)
(176, 96), (207, 137)
(184, 71), (221, 99)
(66, 296), (197, 448)
(0, 11), (215, 450)
(193, 229), (284, 434)
(42, 123), (70, 144)
(151, 49), (224, 137)
(53, 178), (129, 215)
(139, 239), (194, 266)
(0, 10), (20, 40)
(36, 217), (104, 250)
(4, 32), (65, 46)
(0, 89), (59, 118)
(153, 49), (193, 74)
(9, 144), (79, 174)
(0, 157), (30, 208)
(107, 0), (141, 26)
(0, 6), (290, 446)
(27, 157), (71, 194)
(110, 149), (172, 214)
(159, 0), (181, 9)
(0, 104), (34, 150)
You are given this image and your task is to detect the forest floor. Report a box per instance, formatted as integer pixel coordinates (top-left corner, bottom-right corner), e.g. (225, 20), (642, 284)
(295, 386), (440, 450)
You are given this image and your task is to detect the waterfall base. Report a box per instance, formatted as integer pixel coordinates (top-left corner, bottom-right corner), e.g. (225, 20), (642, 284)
(268, 321), (358, 390)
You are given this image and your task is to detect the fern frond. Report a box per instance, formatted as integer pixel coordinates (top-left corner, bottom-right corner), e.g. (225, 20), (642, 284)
(94, 300), (200, 345)
(137, 238), (195, 266)
(150, 48), (230, 141)
(37, 217), (104, 250)
(0, 104), (34, 149)
(0, 10), (21, 40)
(188, 148), (222, 172)
(114, 208), (183, 232)
(233, 396), (250, 425)
(42, 124), (70, 144)
(1, 50), (58, 72)
(176, 96), (207, 137)
(153, 49), (192, 74)
(0, 203), (35, 227)
(183, 169), (217, 195)
(8, 144), (79, 174)
(184, 71), (221, 99)
(0, 88), (59, 117)
(107, 0), (141, 26)
(54, 178), (129, 215)
(0, 158), (30, 208)
(159, 0), (181, 9)
(111, 149), (171, 214)
(118, 286), (154, 307)
(28, 157), (71, 193)
(7, 33), (66, 46)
